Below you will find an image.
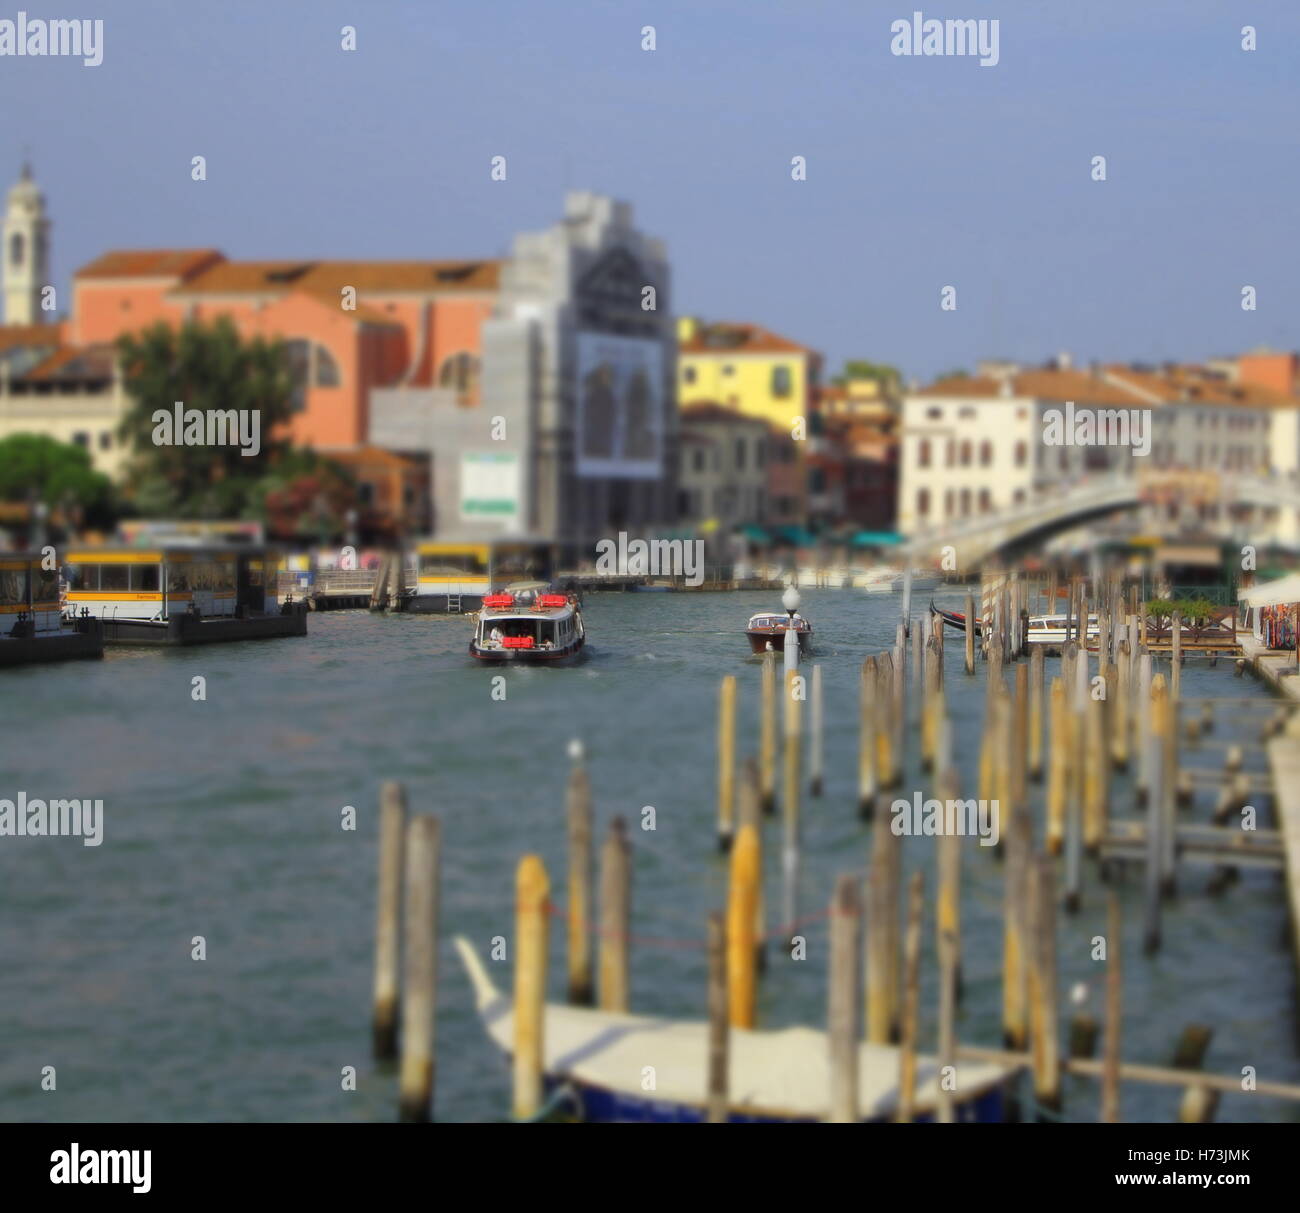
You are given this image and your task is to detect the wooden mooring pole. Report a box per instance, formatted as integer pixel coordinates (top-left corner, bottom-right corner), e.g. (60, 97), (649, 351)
(513, 854), (550, 1121)
(716, 674), (736, 851)
(399, 814), (441, 1122)
(372, 780), (407, 1060)
(827, 873), (861, 1123)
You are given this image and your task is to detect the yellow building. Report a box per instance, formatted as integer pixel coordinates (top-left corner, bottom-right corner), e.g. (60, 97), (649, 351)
(676, 316), (821, 432)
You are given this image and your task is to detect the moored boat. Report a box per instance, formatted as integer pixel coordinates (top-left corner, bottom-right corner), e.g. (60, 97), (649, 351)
(470, 584), (585, 663)
(63, 543), (306, 645)
(930, 598), (984, 636)
(454, 937), (1012, 1122)
(1025, 612), (1101, 647)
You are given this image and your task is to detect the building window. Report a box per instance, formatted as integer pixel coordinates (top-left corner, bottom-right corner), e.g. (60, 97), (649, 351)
(771, 365), (792, 398)
(683, 366), (696, 384)
(917, 488), (930, 518)
(1015, 441), (1027, 467)
(438, 351), (480, 396)
(722, 364), (735, 377)
(959, 406), (975, 420)
(944, 489), (954, 518)
(918, 438), (931, 468)
(735, 438), (746, 470)
(73, 431), (89, 448)
(979, 440), (992, 466)
(960, 488), (971, 516)
(979, 488), (991, 512)
(315, 345), (341, 387)
(693, 448), (706, 472)
(98, 432), (112, 450)
(959, 440), (971, 467)
(927, 407), (942, 420)
(8, 232), (22, 268)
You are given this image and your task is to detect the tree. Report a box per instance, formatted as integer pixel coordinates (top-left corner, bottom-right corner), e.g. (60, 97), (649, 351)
(833, 359), (902, 388)
(115, 317), (296, 518)
(0, 433), (114, 527)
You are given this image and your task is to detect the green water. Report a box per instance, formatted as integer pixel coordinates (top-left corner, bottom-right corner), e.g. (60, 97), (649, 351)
(1, 590), (1294, 1122)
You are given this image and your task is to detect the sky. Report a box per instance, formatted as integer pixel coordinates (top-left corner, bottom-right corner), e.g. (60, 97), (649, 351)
(2, 0), (1298, 383)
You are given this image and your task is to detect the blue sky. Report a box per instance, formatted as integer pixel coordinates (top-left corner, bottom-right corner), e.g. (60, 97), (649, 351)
(3, 0), (1297, 382)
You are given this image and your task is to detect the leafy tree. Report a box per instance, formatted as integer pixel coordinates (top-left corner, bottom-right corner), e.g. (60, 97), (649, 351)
(0, 433), (114, 527)
(832, 359), (902, 388)
(115, 317), (296, 518)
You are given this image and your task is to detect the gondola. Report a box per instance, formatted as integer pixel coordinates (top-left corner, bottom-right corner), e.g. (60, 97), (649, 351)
(929, 598), (984, 636)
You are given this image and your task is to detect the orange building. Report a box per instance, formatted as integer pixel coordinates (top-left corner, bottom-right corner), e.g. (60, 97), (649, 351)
(72, 251), (501, 448)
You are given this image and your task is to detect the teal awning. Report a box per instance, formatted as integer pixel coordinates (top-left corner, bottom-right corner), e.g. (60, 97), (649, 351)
(741, 525), (770, 544)
(777, 526), (816, 547)
(850, 530), (904, 547)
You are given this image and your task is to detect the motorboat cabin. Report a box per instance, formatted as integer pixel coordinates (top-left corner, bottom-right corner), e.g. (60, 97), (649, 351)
(746, 611), (812, 655)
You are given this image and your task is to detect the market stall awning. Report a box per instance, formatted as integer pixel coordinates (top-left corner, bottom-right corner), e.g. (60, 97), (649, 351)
(741, 525), (770, 544)
(1238, 574), (1300, 607)
(850, 530), (904, 547)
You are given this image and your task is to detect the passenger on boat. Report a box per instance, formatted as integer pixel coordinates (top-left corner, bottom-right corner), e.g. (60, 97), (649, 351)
(489, 626), (504, 643)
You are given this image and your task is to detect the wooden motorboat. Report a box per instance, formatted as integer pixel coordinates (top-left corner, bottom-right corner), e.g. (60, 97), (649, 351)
(470, 586), (585, 663)
(454, 937), (1012, 1123)
(746, 611), (812, 655)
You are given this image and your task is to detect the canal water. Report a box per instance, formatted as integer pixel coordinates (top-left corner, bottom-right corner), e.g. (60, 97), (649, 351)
(1, 589), (1295, 1122)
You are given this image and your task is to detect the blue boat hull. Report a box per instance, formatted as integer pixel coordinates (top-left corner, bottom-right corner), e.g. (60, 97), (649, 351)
(545, 1075), (1005, 1123)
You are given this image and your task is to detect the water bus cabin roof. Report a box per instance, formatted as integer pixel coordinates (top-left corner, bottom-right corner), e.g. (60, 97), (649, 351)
(64, 543), (282, 564)
(479, 590), (577, 621)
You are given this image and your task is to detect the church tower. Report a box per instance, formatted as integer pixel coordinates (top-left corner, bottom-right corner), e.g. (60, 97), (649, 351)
(3, 162), (50, 325)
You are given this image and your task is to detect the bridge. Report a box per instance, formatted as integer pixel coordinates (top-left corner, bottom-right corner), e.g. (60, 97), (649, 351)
(903, 470), (1300, 568)
(902, 472), (1143, 568)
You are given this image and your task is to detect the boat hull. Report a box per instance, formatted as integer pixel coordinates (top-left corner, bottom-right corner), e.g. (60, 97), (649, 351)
(469, 637), (585, 664)
(543, 1073), (1005, 1124)
(930, 600), (983, 637)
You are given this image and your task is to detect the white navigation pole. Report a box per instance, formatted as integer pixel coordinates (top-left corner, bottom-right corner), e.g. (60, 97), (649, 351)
(782, 584), (801, 675)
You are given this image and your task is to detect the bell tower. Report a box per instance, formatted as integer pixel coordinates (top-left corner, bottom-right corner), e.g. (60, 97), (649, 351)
(3, 161), (50, 325)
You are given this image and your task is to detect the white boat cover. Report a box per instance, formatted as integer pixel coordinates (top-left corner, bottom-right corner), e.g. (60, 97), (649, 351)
(454, 937), (1013, 1120)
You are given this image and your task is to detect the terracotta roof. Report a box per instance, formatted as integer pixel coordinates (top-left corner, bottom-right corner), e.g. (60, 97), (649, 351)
(174, 259), (502, 297)
(679, 322), (811, 356)
(0, 324), (62, 353)
(916, 368), (1146, 407)
(76, 249), (225, 280)
(1106, 365), (1296, 409)
(317, 445), (424, 470)
(20, 344), (115, 381)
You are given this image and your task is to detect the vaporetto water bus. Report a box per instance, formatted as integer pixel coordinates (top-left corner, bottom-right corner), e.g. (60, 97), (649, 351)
(406, 539), (557, 614)
(0, 551), (103, 667)
(469, 584), (585, 664)
(63, 544), (307, 645)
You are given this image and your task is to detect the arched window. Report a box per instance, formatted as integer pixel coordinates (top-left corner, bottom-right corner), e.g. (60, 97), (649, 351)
(1015, 441), (1027, 467)
(918, 438), (931, 468)
(916, 488), (930, 518)
(439, 351), (481, 397)
(979, 440), (992, 466)
(9, 232), (23, 268)
(960, 440), (972, 467)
